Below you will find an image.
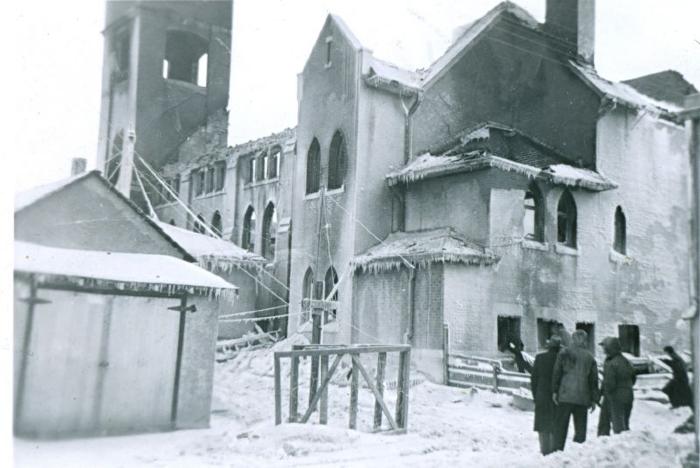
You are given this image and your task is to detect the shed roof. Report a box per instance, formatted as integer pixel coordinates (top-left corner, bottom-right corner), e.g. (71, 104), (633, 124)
(623, 70), (698, 107)
(157, 222), (265, 269)
(386, 123), (617, 191)
(352, 228), (498, 274)
(15, 241), (237, 297)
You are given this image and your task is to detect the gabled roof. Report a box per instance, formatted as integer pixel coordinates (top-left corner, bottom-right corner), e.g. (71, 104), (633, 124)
(15, 241), (237, 297)
(15, 171), (194, 261)
(352, 228), (498, 274)
(623, 70), (698, 107)
(386, 123), (617, 191)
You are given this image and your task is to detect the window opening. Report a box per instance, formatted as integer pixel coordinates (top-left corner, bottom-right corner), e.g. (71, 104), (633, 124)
(497, 316), (521, 352)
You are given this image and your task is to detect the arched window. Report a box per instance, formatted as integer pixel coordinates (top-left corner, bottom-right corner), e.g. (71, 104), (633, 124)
(211, 211), (222, 236)
(242, 206), (256, 251)
(614, 206), (626, 254)
(328, 131), (347, 190)
(194, 214), (206, 234)
(301, 267), (314, 323)
(306, 138), (321, 194)
(262, 202), (277, 260)
(557, 191), (577, 247)
(106, 131), (124, 185)
(523, 183), (545, 242)
(323, 266), (339, 323)
(163, 30), (208, 85)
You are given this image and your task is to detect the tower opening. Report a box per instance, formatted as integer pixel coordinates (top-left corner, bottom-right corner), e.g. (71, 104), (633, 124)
(163, 30), (208, 85)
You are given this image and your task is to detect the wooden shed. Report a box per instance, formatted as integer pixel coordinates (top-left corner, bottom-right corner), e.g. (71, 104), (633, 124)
(13, 172), (238, 438)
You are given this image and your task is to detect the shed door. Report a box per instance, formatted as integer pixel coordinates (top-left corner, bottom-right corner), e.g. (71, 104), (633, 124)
(17, 290), (181, 437)
(99, 295), (180, 433)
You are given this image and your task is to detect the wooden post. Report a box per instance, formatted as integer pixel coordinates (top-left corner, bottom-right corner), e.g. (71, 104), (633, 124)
(349, 354), (359, 429)
(492, 363), (499, 392)
(395, 348), (411, 430)
(320, 354), (329, 424)
(274, 354), (282, 425)
(309, 308), (322, 408)
(289, 355), (299, 422)
(442, 323), (450, 385)
(373, 352), (387, 430)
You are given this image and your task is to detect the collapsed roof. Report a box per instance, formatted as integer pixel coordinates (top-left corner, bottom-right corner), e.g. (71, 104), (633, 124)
(386, 123), (617, 191)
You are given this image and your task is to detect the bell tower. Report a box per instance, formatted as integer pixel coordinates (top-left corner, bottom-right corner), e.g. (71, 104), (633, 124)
(96, 0), (233, 197)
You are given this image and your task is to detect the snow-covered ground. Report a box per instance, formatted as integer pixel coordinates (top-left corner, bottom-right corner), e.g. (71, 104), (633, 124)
(15, 336), (694, 467)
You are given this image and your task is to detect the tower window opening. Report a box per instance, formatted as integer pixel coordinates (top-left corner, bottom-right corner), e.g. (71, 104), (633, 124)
(111, 26), (131, 83)
(164, 30), (208, 85)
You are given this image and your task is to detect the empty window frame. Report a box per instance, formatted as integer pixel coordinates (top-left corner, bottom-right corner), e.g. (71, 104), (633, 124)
(246, 157), (255, 184)
(557, 190), (577, 247)
(242, 206), (256, 251)
(262, 202), (277, 260)
(497, 316), (521, 352)
(211, 211), (222, 236)
(214, 161), (226, 191)
(618, 324), (640, 357)
(173, 174), (181, 196)
(268, 147), (280, 179)
(327, 131), (347, 190)
(111, 26), (131, 83)
(306, 138), (321, 194)
(163, 30), (208, 85)
(191, 169), (205, 196)
(614, 206), (626, 255)
(206, 167), (215, 193)
(256, 154), (265, 181)
(323, 266), (339, 323)
(524, 184), (545, 242)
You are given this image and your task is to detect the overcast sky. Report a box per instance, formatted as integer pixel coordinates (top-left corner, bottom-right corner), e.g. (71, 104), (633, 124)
(8, 0), (700, 192)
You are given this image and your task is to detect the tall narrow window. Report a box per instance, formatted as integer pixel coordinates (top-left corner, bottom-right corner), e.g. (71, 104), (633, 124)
(557, 190), (577, 247)
(256, 154), (265, 181)
(246, 157), (255, 183)
(523, 184), (544, 242)
(323, 266), (339, 323)
(192, 169), (204, 196)
(206, 167), (215, 193)
(197, 53), (208, 87)
(268, 147), (280, 179)
(325, 37), (333, 66)
(211, 211), (222, 236)
(215, 161), (226, 191)
(306, 138), (321, 194)
(111, 26), (131, 83)
(301, 267), (314, 323)
(173, 174), (181, 196)
(105, 131), (124, 185)
(614, 206), (626, 254)
(242, 206), (256, 251)
(262, 202), (277, 260)
(328, 131), (347, 190)
(194, 214), (206, 234)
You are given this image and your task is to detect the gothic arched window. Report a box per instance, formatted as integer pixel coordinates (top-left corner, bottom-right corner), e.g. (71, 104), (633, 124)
(242, 206), (256, 251)
(306, 138), (321, 194)
(523, 183), (545, 242)
(327, 131), (347, 190)
(323, 266), (339, 323)
(557, 191), (577, 248)
(301, 267), (314, 323)
(262, 202), (277, 260)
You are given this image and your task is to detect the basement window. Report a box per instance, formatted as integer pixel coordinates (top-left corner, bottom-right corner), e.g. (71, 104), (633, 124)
(575, 322), (595, 352)
(618, 324), (640, 357)
(497, 316), (521, 352)
(537, 319), (560, 349)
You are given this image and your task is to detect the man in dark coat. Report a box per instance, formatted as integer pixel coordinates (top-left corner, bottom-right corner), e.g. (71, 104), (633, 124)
(551, 330), (599, 451)
(661, 345), (694, 409)
(597, 337), (636, 436)
(530, 335), (562, 455)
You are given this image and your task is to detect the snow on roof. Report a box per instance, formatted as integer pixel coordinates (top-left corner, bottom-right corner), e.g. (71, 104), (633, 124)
(570, 61), (682, 115)
(15, 241), (237, 296)
(15, 171), (90, 212)
(352, 228), (498, 274)
(157, 222), (265, 269)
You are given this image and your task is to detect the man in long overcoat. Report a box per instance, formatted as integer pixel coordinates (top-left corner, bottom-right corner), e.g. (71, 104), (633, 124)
(661, 345), (694, 409)
(530, 335), (562, 455)
(551, 330), (599, 451)
(597, 337), (636, 435)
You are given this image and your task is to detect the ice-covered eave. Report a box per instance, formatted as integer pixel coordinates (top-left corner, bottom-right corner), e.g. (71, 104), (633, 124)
(363, 74), (422, 95)
(351, 251), (499, 275)
(196, 254), (266, 273)
(14, 270), (238, 300)
(386, 154), (618, 192)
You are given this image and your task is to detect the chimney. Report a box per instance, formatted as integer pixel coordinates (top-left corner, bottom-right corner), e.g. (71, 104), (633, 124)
(545, 0), (595, 65)
(71, 158), (87, 176)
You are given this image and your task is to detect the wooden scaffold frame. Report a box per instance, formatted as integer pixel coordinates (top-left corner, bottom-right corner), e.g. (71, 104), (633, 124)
(274, 344), (411, 433)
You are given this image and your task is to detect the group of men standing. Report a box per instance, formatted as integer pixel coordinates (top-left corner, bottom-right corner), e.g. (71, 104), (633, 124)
(529, 329), (636, 455)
